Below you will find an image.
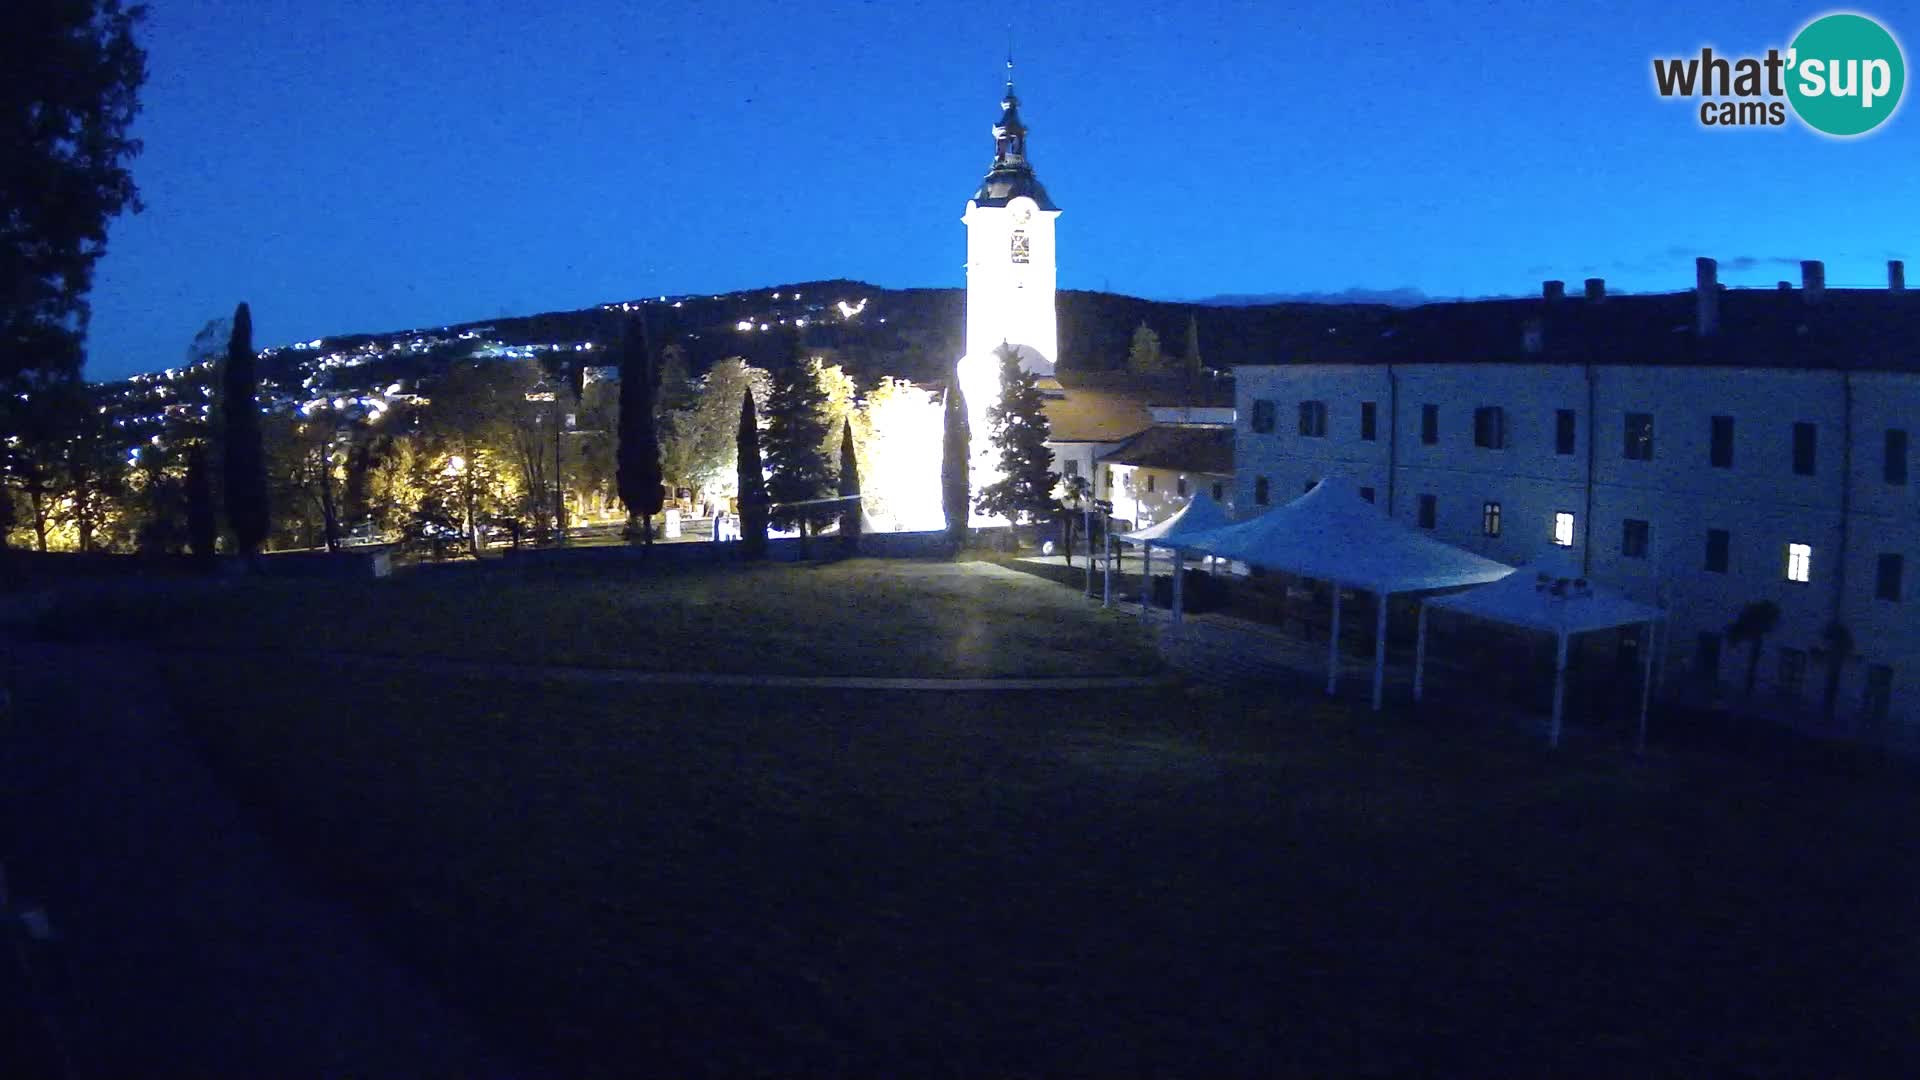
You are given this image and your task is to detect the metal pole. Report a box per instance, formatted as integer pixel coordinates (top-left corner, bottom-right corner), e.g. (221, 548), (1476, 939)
(1371, 590), (1389, 711)
(1102, 525), (1114, 608)
(1326, 580), (1342, 696)
(1413, 602), (1429, 701)
(1083, 504), (1093, 597)
(1171, 548), (1185, 634)
(1550, 630), (1570, 748)
(1140, 544), (1153, 622)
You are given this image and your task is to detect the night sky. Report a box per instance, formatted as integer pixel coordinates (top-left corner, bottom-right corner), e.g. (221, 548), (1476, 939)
(83, 0), (1915, 380)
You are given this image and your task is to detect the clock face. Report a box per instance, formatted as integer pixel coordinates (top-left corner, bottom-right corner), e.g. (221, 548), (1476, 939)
(1011, 206), (1032, 226)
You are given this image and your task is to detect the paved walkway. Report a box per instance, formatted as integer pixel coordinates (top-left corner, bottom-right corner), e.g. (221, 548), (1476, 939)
(0, 641), (522, 1079)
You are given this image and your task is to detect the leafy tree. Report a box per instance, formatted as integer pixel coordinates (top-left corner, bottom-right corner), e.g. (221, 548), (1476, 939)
(1725, 600), (1782, 698)
(736, 389), (768, 560)
(975, 344), (1059, 539)
(659, 356), (770, 498)
(423, 360), (523, 555)
(63, 382), (126, 552)
(762, 351), (834, 539)
(1125, 321), (1166, 374)
(0, 0), (147, 392)
(616, 317), (664, 546)
(185, 440), (216, 558)
(837, 417), (861, 554)
(940, 378), (970, 546)
(222, 303), (269, 555)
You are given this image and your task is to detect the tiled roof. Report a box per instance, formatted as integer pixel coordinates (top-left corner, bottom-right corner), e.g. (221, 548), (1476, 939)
(1100, 425), (1235, 475)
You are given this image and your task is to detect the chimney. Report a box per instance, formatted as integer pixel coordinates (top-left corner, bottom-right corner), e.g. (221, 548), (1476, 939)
(1695, 257), (1719, 337)
(1891, 260), (1907, 292)
(1584, 278), (1606, 301)
(1801, 260), (1825, 301)
(1543, 280), (1565, 303)
(1778, 281), (1793, 291)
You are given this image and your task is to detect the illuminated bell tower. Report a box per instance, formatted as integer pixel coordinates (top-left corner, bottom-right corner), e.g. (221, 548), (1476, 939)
(958, 60), (1060, 414)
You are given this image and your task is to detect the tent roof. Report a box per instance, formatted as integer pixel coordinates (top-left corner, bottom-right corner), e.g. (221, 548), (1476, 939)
(1425, 550), (1663, 636)
(1121, 490), (1232, 545)
(1170, 477), (1516, 594)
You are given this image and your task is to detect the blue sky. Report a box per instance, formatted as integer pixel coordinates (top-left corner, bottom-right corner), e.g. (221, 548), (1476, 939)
(82, 0), (1917, 379)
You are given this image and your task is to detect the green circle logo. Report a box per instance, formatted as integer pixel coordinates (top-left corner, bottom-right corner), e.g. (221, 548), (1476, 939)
(1787, 13), (1906, 136)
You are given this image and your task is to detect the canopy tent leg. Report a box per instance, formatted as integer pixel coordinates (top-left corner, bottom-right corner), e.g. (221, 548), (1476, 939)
(1171, 549), (1185, 635)
(1413, 602), (1429, 702)
(1636, 618), (1655, 754)
(1371, 591), (1389, 711)
(1326, 580), (1342, 697)
(1140, 545), (1153, 622)
(1549, 630), (1570, 748)
(1102, 532), (1114, 608)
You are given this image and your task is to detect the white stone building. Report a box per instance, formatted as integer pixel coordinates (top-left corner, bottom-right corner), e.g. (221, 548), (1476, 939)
(1234, 260), (1916, 735)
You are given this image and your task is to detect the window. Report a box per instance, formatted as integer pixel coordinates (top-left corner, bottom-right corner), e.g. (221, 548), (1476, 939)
(1211, 481), (1223, 501)
(1421, 404), (1438, 445)
(1063, 459), (1079, 478)
(1878, 553), (1904, 602)
(1472, 406), (1507, 450)
(1297, 400), (1328, 437)
(1710, 415), (1734, 468)
(1695, 632), (1722, 680)
(1176, 476), (1187, 497)
(1786, 542), (1813, 583)
(1417, 494), (1437, 530)
(1104, 466), (1113, 490)
(1888, 429), (1909, 485)
(1251, 400), (1276, 434)
(1553, 511), (1575, 547)
(1778, 648), (1807, 700)
(1359, 486), (1375, 504)
(1705, 528), (1730, 573)
(1146, 474), (1156, 493)
(1792, 422), (1817, 476)
(1864, 664), (1893, 726)
(1555, 409), (1576, 455)
(1360, 401), (1377, 441)
(1254, 476), (1269, 505)
(1482, 501), (1502, 537)
(1622, 518), (1649, 559)
(1623, 412), (1654, 460)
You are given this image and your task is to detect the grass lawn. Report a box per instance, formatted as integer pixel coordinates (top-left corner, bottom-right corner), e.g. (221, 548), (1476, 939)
(42, 558), (1161, 679)
(165, 655), (1920, 1077)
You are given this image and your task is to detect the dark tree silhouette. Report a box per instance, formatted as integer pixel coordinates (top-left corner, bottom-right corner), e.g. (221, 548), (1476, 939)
(1725, 600), (1781, 698)
(222, 303), (269, 556)
(616, 316), (664, 547)
(736, 389), (769, 560)
(975, 344), (1059, 541)
(837, 417), (861, 554)
(941, 378), (970, 547)
(1819, 620), (1854, 726)
(186, 440), (216, 560)
(0, 0), (147, 389)
(762, 351), (833, 541)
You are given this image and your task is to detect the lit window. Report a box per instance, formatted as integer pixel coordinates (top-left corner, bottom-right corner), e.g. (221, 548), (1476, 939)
(1786, 542), (1813, 583)
(1483, 501), (1501, 537)
(1553, 512), (1575, 547)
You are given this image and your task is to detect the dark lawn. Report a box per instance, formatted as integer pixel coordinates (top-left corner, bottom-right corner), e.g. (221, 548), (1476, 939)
(167, 659), (1920, 1077)
(43, 558), (1160, 678)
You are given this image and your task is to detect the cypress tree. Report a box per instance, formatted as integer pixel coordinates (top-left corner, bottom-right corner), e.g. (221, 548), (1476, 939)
(1183, 312), (1203, 380)
(940, 377), (970, 547)
(616, 315), (664, 547)
(736, 389), (769, 560)
(221, 302), (269, 556)
(185, 440), (216, 561)
(837, 417), (861, 554)
(762, 350), (833, 540)
(976, 344), (1060, 541)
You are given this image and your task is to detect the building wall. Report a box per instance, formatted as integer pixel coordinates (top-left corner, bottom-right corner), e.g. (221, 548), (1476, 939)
(1236, 362), (1919, 734)
(1103, 463), (1234, 529)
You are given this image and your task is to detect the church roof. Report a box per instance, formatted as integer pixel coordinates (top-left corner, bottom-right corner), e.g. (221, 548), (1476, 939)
(972, 166), (1058, 210)
(969, 70), (1059, 211)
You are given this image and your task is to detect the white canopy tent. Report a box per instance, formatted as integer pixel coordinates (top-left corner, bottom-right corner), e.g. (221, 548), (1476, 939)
(1416, 553), (1666, 749)
(1113, 490), (1233, 620)
(1166, 478), (1516, 710)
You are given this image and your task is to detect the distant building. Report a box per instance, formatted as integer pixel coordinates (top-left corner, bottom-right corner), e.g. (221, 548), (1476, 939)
(1234, 259), (1918, 736)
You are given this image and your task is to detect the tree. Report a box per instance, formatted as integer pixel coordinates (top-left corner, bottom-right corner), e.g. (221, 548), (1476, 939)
(975, 344), (1060, 540)
(762, 351), (834, 540)
(1725, 600), (1782, 699)
(1182, 312), (1203, 381)
(1125, 321), (1166, 374)
(736, 389), (768, 560)
(1819, 620), (1855, 727)
(941, 378), (970, 547)
(185, 440), (216, 559)
(222, 303), (270, 556)
(422, 361), (522, 556)
(837, 418), (861, 554)
(1, 0), (148, 392)
(616, 317), (664, 546)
